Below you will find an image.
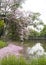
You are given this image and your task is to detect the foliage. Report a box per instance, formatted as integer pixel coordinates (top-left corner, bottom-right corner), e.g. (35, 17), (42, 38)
(38, 56), (46, 65)
(7, 19), (20, 40)
(40, 25), (46, 37)
(0, 20), (4, 27)
(0, 40), (7, 48)
(0, 0), (43, 41)
(31, 13), (41, 21)
(29, 56), (46, 65)
(29, 29), (40, 37)
(0, 55), (46, 65)
(0, 0), (24, 15)
(0, 20), (4, 37)
(0, 0), (25, 40)
(0, 55), (27, 65)
(7, 12), (43, 41)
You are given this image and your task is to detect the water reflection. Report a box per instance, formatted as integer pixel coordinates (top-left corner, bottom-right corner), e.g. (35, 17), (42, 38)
(23, 40), (46, 51)
(23, 41), (46, 58)
(27, 43), (46, 57)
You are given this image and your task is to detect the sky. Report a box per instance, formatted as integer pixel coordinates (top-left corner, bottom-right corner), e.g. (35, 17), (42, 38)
(22, 0), (46, 24)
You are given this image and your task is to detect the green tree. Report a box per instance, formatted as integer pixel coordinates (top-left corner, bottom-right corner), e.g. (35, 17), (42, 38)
(0, 0), (25, 40)
(0, 0), (43, 41)
(0, 20), (4, 38)
(29, 29), (40, 37)
(40, 25), (46, 37)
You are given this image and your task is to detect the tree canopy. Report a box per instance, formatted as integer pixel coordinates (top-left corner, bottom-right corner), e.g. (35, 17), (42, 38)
(0, 0), (44, 41)
(40, 25), (46, 37)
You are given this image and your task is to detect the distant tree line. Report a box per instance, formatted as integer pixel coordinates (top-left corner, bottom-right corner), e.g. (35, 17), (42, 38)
(28, 25), (46, 40)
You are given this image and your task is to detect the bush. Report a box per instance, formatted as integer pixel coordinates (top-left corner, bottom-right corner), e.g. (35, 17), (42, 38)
(0, 40), (7, 48)
(0, 20), (4, 27)
(0, 20), (4, 37)
(1, 55), (27, 65)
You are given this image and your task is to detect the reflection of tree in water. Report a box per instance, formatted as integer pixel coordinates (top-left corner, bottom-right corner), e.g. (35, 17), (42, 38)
(40, 40), (46, 51)
(26, 43), (46, 58)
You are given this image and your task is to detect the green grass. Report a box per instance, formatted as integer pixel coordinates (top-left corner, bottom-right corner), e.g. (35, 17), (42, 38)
(0, 55), (46, 65)
(38, 56), (46, 65)
(0, 55), (27, 65)
(0, 40), (7, 48)
(29, 56), (46, 65)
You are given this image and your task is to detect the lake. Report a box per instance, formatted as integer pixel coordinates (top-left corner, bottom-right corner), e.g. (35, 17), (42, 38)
(22, 40), (46, 59)
(8, 40), (46, 59)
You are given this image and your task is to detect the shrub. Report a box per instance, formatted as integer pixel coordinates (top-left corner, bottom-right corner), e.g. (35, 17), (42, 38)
(0, 20), (4, 27)
(0, 40), (7, 48)
(0, 20), (4, 37)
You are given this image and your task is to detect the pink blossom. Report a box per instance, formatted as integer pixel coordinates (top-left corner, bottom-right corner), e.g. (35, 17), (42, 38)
(0, 44), (23, 58)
